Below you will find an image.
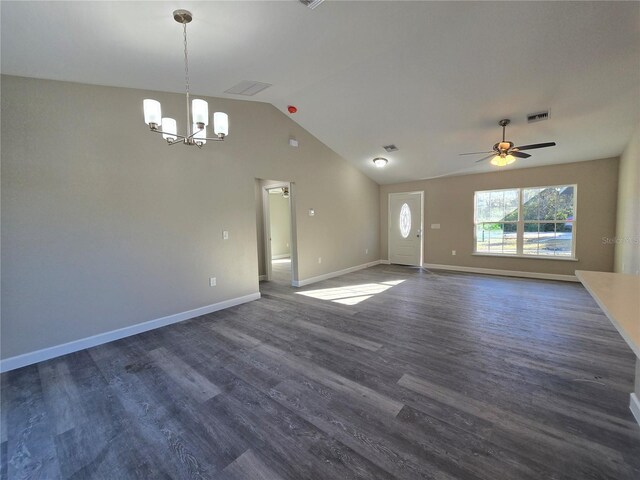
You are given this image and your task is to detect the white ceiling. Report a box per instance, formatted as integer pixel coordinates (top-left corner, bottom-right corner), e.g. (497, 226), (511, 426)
(2, 1), (639, 184)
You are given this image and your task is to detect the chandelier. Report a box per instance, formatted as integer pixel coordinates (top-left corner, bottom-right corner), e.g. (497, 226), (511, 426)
(142, 10), (228, 147)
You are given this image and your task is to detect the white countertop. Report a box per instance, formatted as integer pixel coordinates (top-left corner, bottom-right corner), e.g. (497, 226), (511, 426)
(576, 270), (640, 358)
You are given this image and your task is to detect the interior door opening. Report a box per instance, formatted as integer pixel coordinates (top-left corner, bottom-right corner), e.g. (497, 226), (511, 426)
(256, 179), (298, 287)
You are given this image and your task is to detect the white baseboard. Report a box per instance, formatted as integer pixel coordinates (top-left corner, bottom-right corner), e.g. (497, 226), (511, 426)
(0, 292), (261, 373)
(271, 254), (291, 260)
(631, 393), (640, 426)
(422, 263), (578, 282)
(258, 275), (267, 281)
(292, 260), (382, 287)
(379, 259), (390, 265)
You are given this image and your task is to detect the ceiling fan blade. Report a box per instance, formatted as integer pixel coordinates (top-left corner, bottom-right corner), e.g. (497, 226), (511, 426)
(511, 151), (531, 159)
(514, 142), (556, 151)
(459, 151), (494, 156)
(475, 153), (495, 163)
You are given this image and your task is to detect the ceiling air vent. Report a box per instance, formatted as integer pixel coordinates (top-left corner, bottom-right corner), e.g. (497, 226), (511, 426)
(383, 144), (399, 153)
(224, 81), (272, 96)
(299, 0), (326, 9)
(527, 110), (549, 123)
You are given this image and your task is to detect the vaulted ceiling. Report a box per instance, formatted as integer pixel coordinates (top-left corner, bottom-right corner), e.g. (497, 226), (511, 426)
(2, 1), (639, 184)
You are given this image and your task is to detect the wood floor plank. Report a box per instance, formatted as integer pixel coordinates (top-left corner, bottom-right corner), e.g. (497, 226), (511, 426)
(37, 361), (83, 435)
(219, 449), (285, 480)
(398, 372), (635, 479)
(3, 366), (62, 479)
(210, 323), (405, 417)
(281, 317), (383, 351)
(3, 264), (639, 479)
(147, 347), (222, 402)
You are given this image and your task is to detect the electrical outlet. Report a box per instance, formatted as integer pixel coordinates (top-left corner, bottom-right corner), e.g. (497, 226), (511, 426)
(452, 250), (456, 256)
(209, 277), (216, 287)
(222, 230), (229, 240)
(318, 257), (322, 264)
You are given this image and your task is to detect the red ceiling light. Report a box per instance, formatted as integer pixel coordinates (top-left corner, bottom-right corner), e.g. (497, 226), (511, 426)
(287, 105), (298, 114)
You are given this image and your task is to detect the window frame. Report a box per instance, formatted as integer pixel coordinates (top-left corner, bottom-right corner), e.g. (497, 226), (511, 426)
(473, 184), (577, 260)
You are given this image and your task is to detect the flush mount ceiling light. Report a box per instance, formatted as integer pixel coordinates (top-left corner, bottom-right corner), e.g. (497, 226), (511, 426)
(373, 157), (388, 168)
(142, 10), (229, 148)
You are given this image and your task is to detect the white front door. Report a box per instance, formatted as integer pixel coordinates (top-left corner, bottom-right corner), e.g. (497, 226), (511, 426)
(389, 192), (423, 266)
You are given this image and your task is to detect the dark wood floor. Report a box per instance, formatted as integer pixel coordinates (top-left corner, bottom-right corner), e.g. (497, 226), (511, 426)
(2, 265), (639, 479)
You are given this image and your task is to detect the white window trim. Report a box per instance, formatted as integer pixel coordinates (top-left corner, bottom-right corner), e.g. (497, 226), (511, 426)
(473, 184), (577, 260)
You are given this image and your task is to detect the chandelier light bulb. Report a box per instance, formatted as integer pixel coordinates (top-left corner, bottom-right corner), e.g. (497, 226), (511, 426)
(143, 99), (162, 126)
(213, 112), (229, 137)
(192, 99), (209, 126)
(162, 118), (177, 141)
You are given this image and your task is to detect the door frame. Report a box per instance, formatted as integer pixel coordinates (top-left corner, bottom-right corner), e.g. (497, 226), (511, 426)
(388, 191), (424, 266)
(262, 182), (298, 285)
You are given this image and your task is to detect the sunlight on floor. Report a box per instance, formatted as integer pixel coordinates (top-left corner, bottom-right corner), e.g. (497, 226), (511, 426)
(296, 280), (405, 305)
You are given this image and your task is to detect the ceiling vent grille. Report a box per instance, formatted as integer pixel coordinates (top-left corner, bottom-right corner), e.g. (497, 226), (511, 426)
(299, 0), (326, 9)
(224, 81), (272, 96)
(527, 110), (549, 123)
(383, 144), (399, 153)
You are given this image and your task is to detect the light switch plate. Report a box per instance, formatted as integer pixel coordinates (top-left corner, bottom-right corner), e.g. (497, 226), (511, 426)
(431, 224), (441, 229)
(308, 209), (315, 216)
(222, 230), (229, 240)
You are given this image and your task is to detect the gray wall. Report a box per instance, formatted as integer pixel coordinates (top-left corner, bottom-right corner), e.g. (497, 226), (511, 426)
(380, 158), (619, 276)
(1, 75), (380, 359)
(614, 123), (640, 275)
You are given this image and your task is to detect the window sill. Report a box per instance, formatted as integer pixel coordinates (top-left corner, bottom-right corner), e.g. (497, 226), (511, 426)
(472, 253), (579, 262)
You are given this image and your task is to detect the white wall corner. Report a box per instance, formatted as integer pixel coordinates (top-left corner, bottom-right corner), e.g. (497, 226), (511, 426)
(0, 292), (261, 373)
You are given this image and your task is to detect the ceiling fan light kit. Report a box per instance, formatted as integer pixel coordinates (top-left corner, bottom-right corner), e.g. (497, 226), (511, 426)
(490, 154), (516, 167)
(142, 10), (229, 148)
(460, 118), (556, 167)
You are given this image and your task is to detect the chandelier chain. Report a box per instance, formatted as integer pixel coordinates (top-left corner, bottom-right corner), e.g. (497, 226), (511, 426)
(183, 22), (191, 135)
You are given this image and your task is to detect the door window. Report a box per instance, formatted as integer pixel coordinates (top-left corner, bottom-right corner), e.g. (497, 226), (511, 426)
(399, 203), (411, 238)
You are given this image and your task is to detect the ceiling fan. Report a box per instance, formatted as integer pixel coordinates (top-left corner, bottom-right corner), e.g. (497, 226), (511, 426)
(460, 119), (556, 167)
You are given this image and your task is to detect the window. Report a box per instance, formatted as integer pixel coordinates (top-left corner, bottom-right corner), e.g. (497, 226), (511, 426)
(474, 185), (576, 258)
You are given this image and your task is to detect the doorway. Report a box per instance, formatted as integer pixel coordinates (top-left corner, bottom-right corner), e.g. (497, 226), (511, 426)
(259, 181), (298, 286)
(388, 191), (424, 266)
